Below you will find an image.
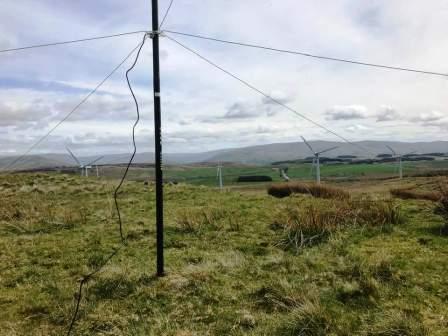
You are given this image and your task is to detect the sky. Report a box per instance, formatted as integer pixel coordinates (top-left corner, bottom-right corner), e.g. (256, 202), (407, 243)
(0, 0), (447, 156)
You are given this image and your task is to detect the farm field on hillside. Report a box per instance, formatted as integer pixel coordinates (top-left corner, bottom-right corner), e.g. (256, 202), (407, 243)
(95, 160), (448, 187)
(0, 173), (447, 335)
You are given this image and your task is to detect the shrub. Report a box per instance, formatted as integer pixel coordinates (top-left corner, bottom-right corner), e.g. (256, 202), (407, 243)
(268, 182), (350, 200)
(390, 188), (441, 202)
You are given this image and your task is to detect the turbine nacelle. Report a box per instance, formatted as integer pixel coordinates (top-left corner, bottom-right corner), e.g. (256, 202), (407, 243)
(66, 146), (104, 177)
(385, 145), (417, 179)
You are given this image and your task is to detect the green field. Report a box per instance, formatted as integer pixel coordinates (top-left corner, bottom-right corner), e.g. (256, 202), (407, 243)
(96, 160), (448, 187)
(1, 173), (447, 335)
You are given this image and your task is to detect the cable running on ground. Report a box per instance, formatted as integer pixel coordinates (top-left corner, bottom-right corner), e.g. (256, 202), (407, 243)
(114, 34), (148, 243)
(164, 30), (448, 78)
(66, 34), (148, 336)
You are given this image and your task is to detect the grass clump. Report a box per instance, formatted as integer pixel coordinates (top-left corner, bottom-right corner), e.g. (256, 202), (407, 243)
(274, 201), (348, 250)
(364, 311), (428, 336)
(174, 207), (227, 233)
(352, 199), (404, 228)
(278, 298), (332, 336)
(251, 282), (306, 313)
(390, 188), (441, 201)
(268, 182), (350, 200)
(90, 275), (136, 300)
(274, 198), (404, 251)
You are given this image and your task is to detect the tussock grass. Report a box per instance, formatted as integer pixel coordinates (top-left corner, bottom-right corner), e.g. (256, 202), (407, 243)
(250, 281), (308, 313)
(279, 297), (332, 336)
(273, 198), (404, 251)
(390, 188), (441, 201)
(268, 182), (350, 200)
(364, 311), (428, 336)
(174, 207), (227, 232)
(90, 275), (136, 300)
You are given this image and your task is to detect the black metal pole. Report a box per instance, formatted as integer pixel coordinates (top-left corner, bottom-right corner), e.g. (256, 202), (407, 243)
(151, 0), (164, 277)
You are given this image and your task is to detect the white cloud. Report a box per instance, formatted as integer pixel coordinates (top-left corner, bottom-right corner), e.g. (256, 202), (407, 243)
(411, 110), (445, 123)
(223, 102), (256, 119)
(262, 90), (292, 105)
(376, 105), (400, 122)
(1, 0), (448, 154)
(326, 105), (368, 120)
(345, 124), (371, 132)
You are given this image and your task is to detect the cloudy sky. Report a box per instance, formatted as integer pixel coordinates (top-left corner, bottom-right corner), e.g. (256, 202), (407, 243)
(0, 0), (447, 156)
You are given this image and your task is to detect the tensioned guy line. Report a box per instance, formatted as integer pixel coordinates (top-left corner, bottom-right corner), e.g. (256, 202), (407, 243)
(0, 31), (147, 54)
(164, 30), (448, 78)
(165, 35), (377, 156)
(1, 39), (146, 171)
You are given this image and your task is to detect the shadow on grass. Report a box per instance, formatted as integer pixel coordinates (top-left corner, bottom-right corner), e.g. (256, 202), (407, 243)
(418, 224), (448, 237)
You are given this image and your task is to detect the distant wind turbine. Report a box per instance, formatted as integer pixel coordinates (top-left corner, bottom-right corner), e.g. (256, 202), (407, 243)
(279, 167), (290, 182)
(386, 145), (416, 179)
(301, 136), (338, 184)
(66, 147), (104, 177)
(216, 163), (223, 190)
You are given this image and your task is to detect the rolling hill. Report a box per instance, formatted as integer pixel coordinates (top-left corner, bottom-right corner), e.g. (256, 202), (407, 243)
(1, 140), (447, 170)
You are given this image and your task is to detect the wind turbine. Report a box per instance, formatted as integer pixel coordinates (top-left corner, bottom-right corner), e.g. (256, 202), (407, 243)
(279, 167), (290, 182)
(386, 145), (416, 180)
(66, 147), (104, 177)
(301, 136), (338, 184)
(216, 164), (223, 190)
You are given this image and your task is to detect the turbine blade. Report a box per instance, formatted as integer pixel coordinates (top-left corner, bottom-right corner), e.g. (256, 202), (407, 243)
(404, 150), (417, 156)
(86, 156), (104, 166)
(66, 147), (81, 166)
(301, 136), (315, 154)
(318, 146), (338, 155)
(386, 145), (397, 156)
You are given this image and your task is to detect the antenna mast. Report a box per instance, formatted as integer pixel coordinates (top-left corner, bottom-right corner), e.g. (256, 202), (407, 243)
(151, 0), (164, 277)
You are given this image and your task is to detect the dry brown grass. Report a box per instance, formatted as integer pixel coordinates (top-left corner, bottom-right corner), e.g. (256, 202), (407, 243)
(268, 182), (350, 200)
(390, 188), (441, 202)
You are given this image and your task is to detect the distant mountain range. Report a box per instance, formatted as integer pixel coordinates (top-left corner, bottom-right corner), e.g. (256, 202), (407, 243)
(1, 140), (447, 171)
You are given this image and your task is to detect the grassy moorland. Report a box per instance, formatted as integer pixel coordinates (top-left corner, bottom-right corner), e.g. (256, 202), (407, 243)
(0, 173), (447, 335)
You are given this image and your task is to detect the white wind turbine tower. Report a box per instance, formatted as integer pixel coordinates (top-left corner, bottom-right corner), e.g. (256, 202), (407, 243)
(216, 163), (223, 190)
(279, 167), (290, 182)
(386, 145), (416, 180)
(301, 136), (338, 184)
(66, 147), (104, 177)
